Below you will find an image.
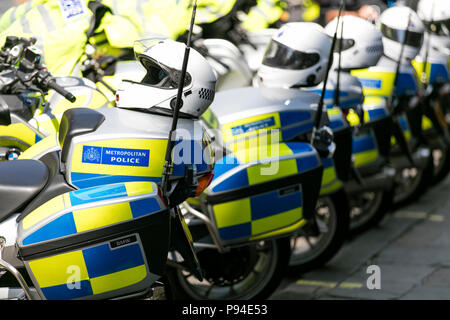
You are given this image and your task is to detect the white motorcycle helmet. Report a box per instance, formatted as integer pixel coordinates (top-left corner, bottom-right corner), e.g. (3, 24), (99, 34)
(116, 39), (217, 118)
(378, 6), (425, 64)
(325, 16), (384, 70)
(417, 0), (450, 56)
(256, 22), (333, 88)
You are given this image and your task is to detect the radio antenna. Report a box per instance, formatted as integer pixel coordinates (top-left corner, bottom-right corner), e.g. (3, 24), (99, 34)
(161, 0), (198, 203)
(311, 0), (344, 143)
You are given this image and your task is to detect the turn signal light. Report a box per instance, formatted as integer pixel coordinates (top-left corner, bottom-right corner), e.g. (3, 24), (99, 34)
(195, 171), (214, 197)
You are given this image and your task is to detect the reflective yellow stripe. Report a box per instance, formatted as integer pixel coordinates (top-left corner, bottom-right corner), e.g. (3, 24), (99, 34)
(422, 116), (433, 131)
(347, 110), (361, 127)
(320, 166), (342, 195)
(364, 96), (385, 106)
(327, 108), (342, 117)
(354, 149), (379, 168)
(90, 265), (147, 295)
(351, 69), (395, 98)
(251, 207), (303, 236)
(22, 195), (65, 230)
(0, 123), (36, 147)
(232, 141), (291, 164)
(180, 214), (194, 243)
(29, 251), (89, 288)
(320, 180), (342, 195)
(249, 219), (307, 241)
(33, 113), (60, 136)
(124, 181), (154, 196)
(214, 198), (251, 229)
(247, 158), (298, 185)
(321, 166), (338, 187)
(50, 94), (88, 115)
(186, 197), (201, 206)
(19, 134), (59, 160)
(73, 202), (133, 233)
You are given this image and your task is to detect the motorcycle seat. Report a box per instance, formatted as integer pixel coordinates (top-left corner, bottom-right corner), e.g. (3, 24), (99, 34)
(0, 160), (49, 223)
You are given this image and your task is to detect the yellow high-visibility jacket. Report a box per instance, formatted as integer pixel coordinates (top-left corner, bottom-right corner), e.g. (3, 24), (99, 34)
(0, 0), (192, 76)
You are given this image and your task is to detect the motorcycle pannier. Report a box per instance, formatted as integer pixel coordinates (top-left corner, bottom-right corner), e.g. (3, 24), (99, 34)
(16, 181), (169, 300)
(198, 141), (323, 247)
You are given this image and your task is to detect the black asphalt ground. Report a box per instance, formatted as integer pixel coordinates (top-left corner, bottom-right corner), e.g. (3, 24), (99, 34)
(1, 1), (449, 301)
(271, 175), (450, 300)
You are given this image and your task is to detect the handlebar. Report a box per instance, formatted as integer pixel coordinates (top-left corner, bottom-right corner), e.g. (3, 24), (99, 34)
(45, 79), (76, 103)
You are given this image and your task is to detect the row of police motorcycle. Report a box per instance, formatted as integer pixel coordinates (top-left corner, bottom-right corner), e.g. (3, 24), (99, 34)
(0, 1), (449, 300)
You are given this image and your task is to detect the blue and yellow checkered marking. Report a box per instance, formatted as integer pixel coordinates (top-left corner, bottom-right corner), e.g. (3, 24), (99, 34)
(214, 188), (303, 241)
(320, 157), (343, 195)
(22, 197), (160, 246)
(21, 182), (160, 245)
(30, 241), (147, 300)
(327, 108), (348, 131)
(366, 108), (389, 122)
(394, 72), (418, 97)
(412, 60), (450, 84)
(208, 142), (320, 242)
(352, 133), (379, 168)
(210, 142), (319, 193)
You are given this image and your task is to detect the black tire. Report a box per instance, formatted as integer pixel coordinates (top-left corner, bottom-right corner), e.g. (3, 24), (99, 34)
(164, 237), (291, 300)
(348, 189), (393, 237)
(288, 189), (349, 275)
(392, 153), (434, 208)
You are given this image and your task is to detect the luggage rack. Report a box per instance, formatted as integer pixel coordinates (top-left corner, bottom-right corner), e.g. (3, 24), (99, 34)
(0, 237), (34, 300)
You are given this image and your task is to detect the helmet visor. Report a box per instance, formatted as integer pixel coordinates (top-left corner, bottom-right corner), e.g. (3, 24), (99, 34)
(425, 19), (450, 36)
(262, 40), (320, 70)
(332, 38), (355, 52)
(140, 57), (192, 89)
(380, 23), (424, 48)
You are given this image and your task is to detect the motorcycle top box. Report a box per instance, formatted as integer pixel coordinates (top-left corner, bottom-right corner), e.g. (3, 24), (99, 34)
(15, 181), (169, 300)
(59, 107), (214, 190)
(201, 86), (323, 149)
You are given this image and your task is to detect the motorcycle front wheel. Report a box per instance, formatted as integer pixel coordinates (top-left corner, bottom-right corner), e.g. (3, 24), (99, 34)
(165, 237), (290, 300)
(348, 189), (393, 236)
(392, 154), (434, 208)
(288, 189), (349, 274)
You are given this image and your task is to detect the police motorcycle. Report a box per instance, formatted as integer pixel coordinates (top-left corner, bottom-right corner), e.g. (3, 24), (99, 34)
(165, 21), (347, 300)
(351, 6), (435, 207)
(250, 22), (351, 274)
(319, 16), (396, 234)
(0, 36), (110, 161)
(412, 0), (450, 185)
(0, 15), (219, 300)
